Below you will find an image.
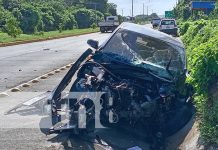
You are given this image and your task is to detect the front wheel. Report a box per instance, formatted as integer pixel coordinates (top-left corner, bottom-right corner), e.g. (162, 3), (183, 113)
(111, 27), (117, 32)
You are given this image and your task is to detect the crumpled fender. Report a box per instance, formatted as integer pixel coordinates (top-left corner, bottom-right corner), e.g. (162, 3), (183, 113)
(50, 49), (93, 123)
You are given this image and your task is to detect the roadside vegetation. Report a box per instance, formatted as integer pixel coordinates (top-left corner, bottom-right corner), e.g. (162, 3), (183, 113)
(0, 28), (99, 44)
(0, 0), (117, 43)
(174, 0), (218, 146)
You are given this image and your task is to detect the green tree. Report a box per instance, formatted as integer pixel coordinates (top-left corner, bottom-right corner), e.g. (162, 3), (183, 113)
(0, 7), (13, 28)
(2, 0), (20, 11)
(19, 4), (41, 34)
(64, 0), (82, 6)
(64, 12), (78, 30)
(4, 17), (22, 38)
(0, 0), (116, 33)
(107, 3), (117, 16)
(182, 6), (191, 20)
(41, 12), (55, 31)
(209, 2), (218, 19)
(85, 0), (108, 14)
(74, 9), (95, 28)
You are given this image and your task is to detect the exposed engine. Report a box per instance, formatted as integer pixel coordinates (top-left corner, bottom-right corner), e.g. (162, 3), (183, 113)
(70, 62), (176, 130)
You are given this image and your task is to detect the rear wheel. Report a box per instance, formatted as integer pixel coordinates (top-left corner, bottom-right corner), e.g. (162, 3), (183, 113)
(100, 27), (105, 33)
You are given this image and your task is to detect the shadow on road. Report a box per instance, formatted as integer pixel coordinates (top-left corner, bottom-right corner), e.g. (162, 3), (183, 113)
(167, 117), (195, 150)
(41, 117), (195, 150)
(6, 95), (195, 149)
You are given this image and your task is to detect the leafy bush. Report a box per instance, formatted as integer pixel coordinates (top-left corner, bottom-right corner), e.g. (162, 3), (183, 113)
(91, 23), (97, 29)
(4, 17), (22, 38)
(179, 22), (190, 36)
(0, 7), (13, 28)
(201, 99), (218, 144)
(181, 19), (218, 145)
(188, 37), (218, 92)
(209, 3), (218, 19)
(182, 19), (207, 46)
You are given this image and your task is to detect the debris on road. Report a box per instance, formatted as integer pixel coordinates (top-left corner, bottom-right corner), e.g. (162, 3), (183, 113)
(4, 92), (50, 115)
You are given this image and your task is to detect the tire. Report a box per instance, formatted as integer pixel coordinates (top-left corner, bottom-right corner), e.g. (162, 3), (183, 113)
(100, 27), (105, 33)
(111, 27), (116, 32)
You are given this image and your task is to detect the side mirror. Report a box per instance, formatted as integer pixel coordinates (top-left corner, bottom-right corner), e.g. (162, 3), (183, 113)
(87, 39), (99, 49)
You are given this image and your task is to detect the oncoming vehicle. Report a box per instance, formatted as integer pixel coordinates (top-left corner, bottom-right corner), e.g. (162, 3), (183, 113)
(151, 18), (161, 28)
(158, 19), (178, 36)
(48, 23), (194, 150)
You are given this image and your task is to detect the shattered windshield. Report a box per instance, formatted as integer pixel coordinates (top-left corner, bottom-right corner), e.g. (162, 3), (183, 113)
(102, 29), (185, 74)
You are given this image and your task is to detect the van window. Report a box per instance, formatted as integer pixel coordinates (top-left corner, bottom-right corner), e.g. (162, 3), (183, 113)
(108, 18), (115, 21)
(161, 20), (175, 25)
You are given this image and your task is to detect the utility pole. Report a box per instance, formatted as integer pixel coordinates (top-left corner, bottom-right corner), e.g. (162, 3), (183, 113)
(147, 0), (149, 17)
(94, 3), (97, 24)
(143, 3), (145, 20)
(122, 9), (124, 22)
(147, 5), (148, 17)
(132, 0), (134, 18)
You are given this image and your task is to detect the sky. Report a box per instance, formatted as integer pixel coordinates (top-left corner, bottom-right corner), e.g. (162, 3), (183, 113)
(108, 0), (178, 16)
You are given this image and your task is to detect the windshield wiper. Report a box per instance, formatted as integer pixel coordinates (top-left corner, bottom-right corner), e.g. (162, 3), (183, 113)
(148, 71), (173, 83)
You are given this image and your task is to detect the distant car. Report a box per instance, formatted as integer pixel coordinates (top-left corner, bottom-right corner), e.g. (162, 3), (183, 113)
(151, 18), (161, 28)
(158, 19), (178, 36)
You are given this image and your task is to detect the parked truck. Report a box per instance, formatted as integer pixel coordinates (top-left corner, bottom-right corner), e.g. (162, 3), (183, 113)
(98, 16), (120, 33)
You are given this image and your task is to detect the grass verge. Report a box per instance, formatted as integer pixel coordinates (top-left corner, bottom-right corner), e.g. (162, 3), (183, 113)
(0, 28), (99, 47)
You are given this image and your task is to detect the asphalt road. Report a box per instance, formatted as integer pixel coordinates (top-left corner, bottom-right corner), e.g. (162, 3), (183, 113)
(0, 32), (112, 150)
(0, 32), (110, 92)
